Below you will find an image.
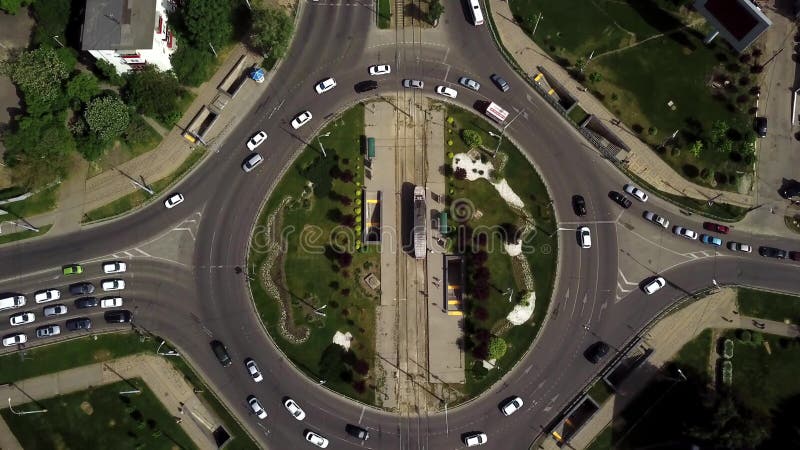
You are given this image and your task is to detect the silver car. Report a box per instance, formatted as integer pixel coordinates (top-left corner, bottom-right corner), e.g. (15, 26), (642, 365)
(643, 211), (669, 228)
(459, 76), (481, 91)
(43, 304), (68, 317)
(242, 153), (264, 173)
(36, 324), (61, 338)
(403, 79), (424, 89)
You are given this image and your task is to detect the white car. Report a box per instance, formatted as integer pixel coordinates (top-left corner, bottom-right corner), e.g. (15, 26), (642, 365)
(284, 398), (306, 420)
(34, 289), (61, 304)
(242, 153), (264, 173)
(403, 79), (424, 89)
(368, 64), (391, 76)
(672, 226), (698, 240)
(9, 312), (35, 326)
(305, 431), (329, 448)
(315, 77), (337, 94)
(578, 226), (592, 249)
(43, 304), (68, 317)
(164, 193), (184, 209)
(464, 432), (488, 447)
(435, 86), (458, 98)
(644, 211), (669, 228)
(103, 261), (127, 274)
(36, 325), (60, 338)
(458, 76), (481, 91)
(102, 279), (125, 291)
(245, 358), (263, 382)
(291, 111), (313, 129)
(247, 395), (267, 419)
(100, 297), (123, 308)
(728, 242), (752, 253)
(2, 334), (27, 347)
(643, 276), (666, 295)
(623, 183), (649, 202)
(501, 396), (524, 416)
(246, 131), (268, 151)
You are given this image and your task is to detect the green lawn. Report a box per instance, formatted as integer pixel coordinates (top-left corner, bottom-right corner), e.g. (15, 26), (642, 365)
(378, 0), (391, 29)
(673, 328), (712, 376)
(511, 0), (756, 191)
(586, 379), (614, 406)
(88, 115), (164, 178)
(2, 380), (194, 450)
(0, 185), (58, 218)
(83, 146), (206, 222)
(585, 426), (614, 450)
(737, 288), (800, 324)
(249, 104), (378, 404)
(0, 224), (52, 245)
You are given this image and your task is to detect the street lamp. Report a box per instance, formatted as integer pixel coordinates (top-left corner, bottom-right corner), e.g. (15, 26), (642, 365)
(317, 132), (331, 158)
(8, 398), (47, 415)
(490, 109), (524, 157)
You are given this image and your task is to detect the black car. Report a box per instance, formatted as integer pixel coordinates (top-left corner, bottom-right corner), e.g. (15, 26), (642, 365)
(354, 80), (378, 93)
(585, 341), (610, 364)
(104, 309), (133, 323)
(572, 195), (587, 216)
(755, 116), (767, 138)
(65, 317), (92, 331)
(779, 180), (800, 199)
(608, 191), (632, 209)
(210, 340), (232, 367)
(490, 74), (510, 92)
(74, 297), (98, 309)
(346, 424), (370, 441)
(759, 246), (787, 259)
(69, 282), (95, 296)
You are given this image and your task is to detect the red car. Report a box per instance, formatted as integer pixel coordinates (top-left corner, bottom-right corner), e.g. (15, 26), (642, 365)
(790, 251), (800, 261)
(703, 221), (730, 234)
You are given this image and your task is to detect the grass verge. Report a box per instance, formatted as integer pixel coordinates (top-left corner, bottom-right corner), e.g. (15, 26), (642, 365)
(377, 0), (391, 29)
(586, 380), (614, 406)
(736, 288), (800, 324)
(0, 185), (59, 218)
(82, 147), (206, 223)
(0, 224), (53, 245)
(567, 105), (589, 125)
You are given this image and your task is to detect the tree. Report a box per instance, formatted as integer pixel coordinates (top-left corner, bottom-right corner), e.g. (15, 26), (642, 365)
(122, 65), (185, 125)
(687, 393), (770, 450)
(454, 167), (467, 180)
(689, 140), (703, 157)
(182, 0), (233, 48)
(588, 72), (602, 82)
(3, 113), (74, 188)
(84, 96), (130, 143)
(66, 72), (101, 104)
(710, 120), (728, 143)
(488, 337), (507, 360)
(427, 0), (444, 25)
(170, 45), (214, 86)
(1, 47), (70, 115)
(0, 0), (32, 14)
(462, 130), (482, 148)
(251, 7), (294, 59)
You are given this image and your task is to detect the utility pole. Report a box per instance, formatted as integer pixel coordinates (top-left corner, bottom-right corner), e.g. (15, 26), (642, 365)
(52, 35), (64, 48)
(208, 42), (218, 57)
(130, 176), (154, 195)
(317, 132), (331, 158)
(491, 109), (524, 157)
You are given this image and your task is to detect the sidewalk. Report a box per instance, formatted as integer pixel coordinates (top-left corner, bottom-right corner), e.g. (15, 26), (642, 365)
(548, 287), (800, 450)
(0, 354), (223, 449)
(488, 1), (755, 211)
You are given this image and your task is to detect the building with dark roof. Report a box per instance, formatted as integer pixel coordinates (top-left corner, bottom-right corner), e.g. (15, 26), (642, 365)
(694, 0), (772, 53)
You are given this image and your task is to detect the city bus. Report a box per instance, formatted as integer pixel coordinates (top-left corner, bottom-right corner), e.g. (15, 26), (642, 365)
(468, 0), (484, 26)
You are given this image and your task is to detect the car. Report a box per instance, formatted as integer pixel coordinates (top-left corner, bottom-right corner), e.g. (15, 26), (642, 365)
(35, 324), (60, 338)
(34, 289), (61, 303)
(501, 396), (524, 416)
(464, 432), (488, 447)
(284, 398), (306, 420)
(608, 191), (632, 209)
(9, 312), (35, 326)
(69, 283), (95, 295)
(62, 264), (83, 275)
(104, 310), (133, 323)
(585, 341), (610, 363)
(211, 340), (232, 367)
(700, 234), (722, 247)
(291, 111), (313, 129)
(164, 193), (184, 209)
(435, 85), (457, 98)
(103, 261), (127, 274)
(242, 153), (264, 173)
(571, 195), (587, 216)
(345, 424), (370, 441)
(623, 183), (648, 202)
(728, 242), (752, 253)
(102, 279), (125, 291)
(403, 79), (424, 89)
(702, 221), (730, 234)
(755, 116), (767, 138)
(315, 77), (337, 94)
(305, 431), (329, 448)
(354, 80), (378, 93)
(490, 73), (510, 92)
(2, 334), (27, 347)
(672, 226), (698, 240)
(779, 181), (800, 199)
(578, 226), (592, 249)
(790, 251), (800, 261)
(247, 395), (267, 419)
(458, 76), (481, 91)
(100, 297), (123, 308)
(643, 211), (669, 228)
(759, 246), (787, 259)
(245, 358), (263, 382)
(65, 317), (92, 331)
(74, 297), (98, 309)
(246, 131), (268, 151)
(43, 304), (68, 316)
(643, 276), (666, 295)
(368, 64), (391, 76)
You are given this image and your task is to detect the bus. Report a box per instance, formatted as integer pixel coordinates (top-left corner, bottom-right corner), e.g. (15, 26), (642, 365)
(485, 102), (509, 123)
(467, 0), (484, 26)
(367, 137), (376, 160)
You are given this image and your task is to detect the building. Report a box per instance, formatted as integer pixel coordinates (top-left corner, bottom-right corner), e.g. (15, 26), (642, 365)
(694, 0), (772, 53)
(81, 0), (176, 74)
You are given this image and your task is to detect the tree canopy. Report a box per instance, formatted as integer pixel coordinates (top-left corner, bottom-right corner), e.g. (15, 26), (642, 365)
(66, 72), (100, 104)
(170, 45), (215, 87)
(462, 129), (483, 149)
(251, 7), (294, 59)
(84, 96), (130, 143)
(1, 47), (71, 115)
(122, 65), (185, 126)
(182, 0), (233, 48)
(3, 113), (75, 188)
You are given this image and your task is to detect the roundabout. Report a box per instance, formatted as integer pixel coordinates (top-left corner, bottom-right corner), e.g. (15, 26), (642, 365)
(0, 3), (800, 450)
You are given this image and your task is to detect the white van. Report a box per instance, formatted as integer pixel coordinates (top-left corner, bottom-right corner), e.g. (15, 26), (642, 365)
(467, 0), (484, 26)
(0, 295), (26, 312)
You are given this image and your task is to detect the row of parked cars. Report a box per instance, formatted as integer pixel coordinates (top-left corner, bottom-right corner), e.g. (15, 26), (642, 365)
(2, 310), (133, 347)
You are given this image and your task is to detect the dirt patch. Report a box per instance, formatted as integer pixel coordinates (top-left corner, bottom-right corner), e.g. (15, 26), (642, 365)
(80, 401), (94, 415)
(93, 349), (112, 361)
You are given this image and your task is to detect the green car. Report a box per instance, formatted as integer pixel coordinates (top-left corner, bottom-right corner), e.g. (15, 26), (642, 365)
(62, 264), (83, 275)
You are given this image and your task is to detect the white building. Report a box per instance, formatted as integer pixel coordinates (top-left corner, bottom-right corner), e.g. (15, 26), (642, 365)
(80, 0), (176, 74)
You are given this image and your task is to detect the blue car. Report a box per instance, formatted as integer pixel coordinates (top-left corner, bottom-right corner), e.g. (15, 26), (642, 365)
(700, 234), (722, 247)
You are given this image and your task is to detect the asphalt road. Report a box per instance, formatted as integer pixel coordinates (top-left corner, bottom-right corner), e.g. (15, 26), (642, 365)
(1, 2), (800, 450)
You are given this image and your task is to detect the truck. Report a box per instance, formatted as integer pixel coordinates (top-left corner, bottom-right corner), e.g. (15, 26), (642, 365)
(485, 101), (509, 123)
(413, 186), (427, 259)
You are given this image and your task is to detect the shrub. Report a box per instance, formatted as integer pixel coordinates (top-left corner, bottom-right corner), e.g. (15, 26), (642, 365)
(488, 337), (508, 360)
(473, 306), (489, 321)
(738, 329), (752, 342)
(723, 338), (734, 359)
(454, 167), (467, 180)
(461, 129), (482, 148)
(471, 361), (489, 379)
(353, 359), (369, 375)
(337, 252), (353, 268)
